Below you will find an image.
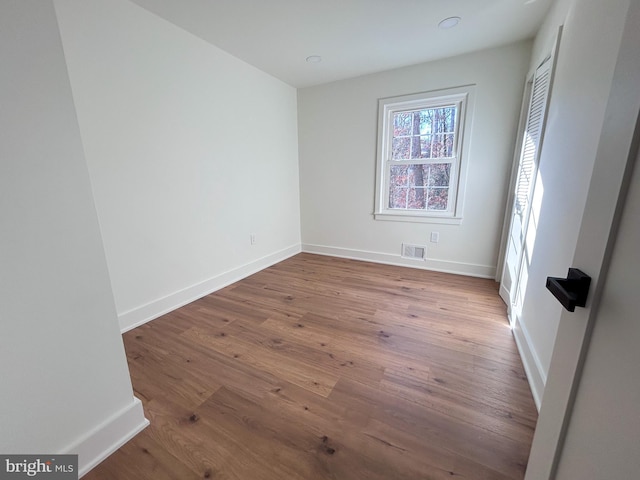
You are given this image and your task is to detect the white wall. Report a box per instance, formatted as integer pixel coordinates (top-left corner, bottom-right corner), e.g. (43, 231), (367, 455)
(53, 0), (301, 332)
(298, 41), (531, 278)
(0, 0), (147, 475)
(529, 0), (574, 69)
(511, 0), (630, 407)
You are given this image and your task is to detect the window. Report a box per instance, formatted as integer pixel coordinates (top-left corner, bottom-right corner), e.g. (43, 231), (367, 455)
(374, 86), (474, 224)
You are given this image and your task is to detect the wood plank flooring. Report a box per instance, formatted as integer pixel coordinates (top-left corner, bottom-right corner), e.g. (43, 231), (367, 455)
(85, 253), (537, 480)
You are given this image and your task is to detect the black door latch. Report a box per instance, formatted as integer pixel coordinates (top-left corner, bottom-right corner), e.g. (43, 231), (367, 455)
(546, 268), (591, 312)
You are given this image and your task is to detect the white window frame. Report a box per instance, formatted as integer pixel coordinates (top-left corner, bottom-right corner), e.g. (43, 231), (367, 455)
(374, 86), (475, 224)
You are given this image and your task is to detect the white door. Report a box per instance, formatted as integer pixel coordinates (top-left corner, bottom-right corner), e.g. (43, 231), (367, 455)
(502, 57), (553, 319)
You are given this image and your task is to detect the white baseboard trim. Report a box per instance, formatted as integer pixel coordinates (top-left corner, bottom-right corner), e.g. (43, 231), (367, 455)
(302, 243), (496, 278)
(511, 314), (546, 411)
(119, 244), (301, 333)
(63, 396), (149, 478)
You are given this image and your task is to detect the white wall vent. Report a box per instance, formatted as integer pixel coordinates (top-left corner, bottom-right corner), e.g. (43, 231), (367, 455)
(401, 243), (427, 260)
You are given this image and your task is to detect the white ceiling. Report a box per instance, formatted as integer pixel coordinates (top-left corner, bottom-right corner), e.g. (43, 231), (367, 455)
(129, 0), (553, 88)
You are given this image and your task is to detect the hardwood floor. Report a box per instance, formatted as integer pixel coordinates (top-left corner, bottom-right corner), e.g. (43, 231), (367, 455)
(85, 253), (537, 480)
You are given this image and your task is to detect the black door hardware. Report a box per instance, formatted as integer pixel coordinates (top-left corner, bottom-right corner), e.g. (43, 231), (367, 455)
(546, 268), (591, 312)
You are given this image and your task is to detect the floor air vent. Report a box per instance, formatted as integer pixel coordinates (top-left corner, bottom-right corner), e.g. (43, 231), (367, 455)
(401, 243), (427, 260)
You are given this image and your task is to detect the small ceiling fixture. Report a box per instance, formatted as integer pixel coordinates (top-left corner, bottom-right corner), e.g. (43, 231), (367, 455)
(306, 55), (322, 64)
(438, 16), (461, 29)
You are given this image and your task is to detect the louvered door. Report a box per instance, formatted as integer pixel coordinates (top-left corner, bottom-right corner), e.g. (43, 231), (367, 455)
(504, 57), (553, 314)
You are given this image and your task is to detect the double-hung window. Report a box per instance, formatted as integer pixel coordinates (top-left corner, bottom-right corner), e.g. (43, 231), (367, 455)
(374, 86), (474, 224)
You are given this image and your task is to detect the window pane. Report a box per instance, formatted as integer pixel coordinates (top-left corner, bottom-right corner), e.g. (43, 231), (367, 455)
(431, 133), (455, 157)
(419, 135), (432, 158)
(389, 186), (407, 209)
(393, 112), (413, 136)
(392, 137), (411, 159)
(418, 111), (431, 134)
(389, 165), (409, 186)
(407, 188), (427, 210)
(412, 164), (429, 187)
(431, 107), (456, 133)
(427, 163), (450, 187)
(444, 133), (454, 155)
(427, 188), (449, 210)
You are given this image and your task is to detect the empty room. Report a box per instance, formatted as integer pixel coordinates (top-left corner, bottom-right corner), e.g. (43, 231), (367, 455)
(2, 1), (639, 479)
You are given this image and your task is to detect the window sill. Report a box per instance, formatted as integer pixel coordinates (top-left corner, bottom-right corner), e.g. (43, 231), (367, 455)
(374, 212), (463, 225)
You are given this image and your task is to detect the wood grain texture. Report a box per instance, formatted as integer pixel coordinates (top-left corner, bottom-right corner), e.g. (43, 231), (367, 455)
(85, 253), (537, 480)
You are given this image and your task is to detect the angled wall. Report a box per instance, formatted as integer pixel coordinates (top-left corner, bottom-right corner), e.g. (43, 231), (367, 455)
(54, 0), (302, 332)
(0, 1), (147, 475)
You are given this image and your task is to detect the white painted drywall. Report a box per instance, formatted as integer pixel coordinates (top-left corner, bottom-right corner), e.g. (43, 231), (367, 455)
(513, 0), (629, 397)
(530, 0), (575, 70)
(0, 0), (145, 463)
(297, 41), (531, 278)
(53, 0), (301, 331)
